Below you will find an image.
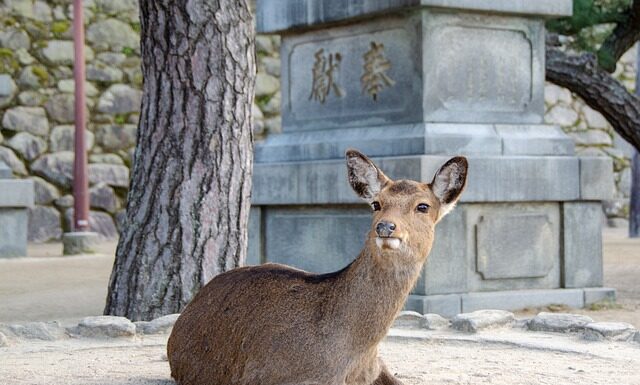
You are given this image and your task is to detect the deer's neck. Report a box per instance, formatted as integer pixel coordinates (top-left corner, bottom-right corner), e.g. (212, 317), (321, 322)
(334, 238), (425, 349)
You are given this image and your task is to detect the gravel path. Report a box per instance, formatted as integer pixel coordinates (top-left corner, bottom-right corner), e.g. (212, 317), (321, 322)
(1, 330), (638, 385)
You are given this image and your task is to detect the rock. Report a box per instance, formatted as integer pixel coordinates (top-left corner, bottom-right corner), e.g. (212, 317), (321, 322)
(261, 56), (280, 77)
(93, 0), (139, 20)
(545, 104), (579, 127)
(635, 331), (640, 343)
(31, 151), (74, 187)
(97, 85), (142, 115)
(18, 65), (48, 89)
(261, 93), (281, 115)
(54, 194), (74, 209)
(89, 163), (130, 187)
(603, 198), (628, 217)
(528, 312), (594, 333)
(264, 116), (282, 133)
(618, 168), (631, 197)
(544, 83), (572, 105)
(0, 28), (31, 50)
(451, 310), (515, 333)
(0, 146), (27, 175)
(135, 314), (180, 335)
(77, 316), (135, 338)
(6, 132), (46, 161)
(2, 106), (49, 136)
(89, 183), (119, 213)
(0, 321), (65, 341)
(95, 124), (137, 151)
(15, 48), (35, 65)
(32, 176), (60, 205)
(582, 322), (636, 341)
(28, 205), (62, 242)
(569, 130), (612, 146)
(0, 74), (17, 108)
(420, 314), (450, 330)
(49, 125), (95, 152)
(256, 35), (274, 53)
(64, 209), (118, 239)
(86, 19), (139, 52)
(4, 0), (52, 22)
(582, 106), (609, 130)
(57, 79), (98, 97)
(86, 63), (124, 83)
(0, 331), (7, 347)
(96, 52), (126, 66)
(89, 153), (124, 165)
(608, 218), (629, 228)
(40, 40), (94, 66)
(18, 91), (47, 106)
(393, 311), (424, 329)
(44, 93), (76, 123)
(255, 73), (279, 97)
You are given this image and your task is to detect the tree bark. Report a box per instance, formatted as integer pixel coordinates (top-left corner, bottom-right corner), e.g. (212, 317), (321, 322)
(630, 45), (640, 238)
(545, 46), (640, 151)
(104, 0), (255, 320)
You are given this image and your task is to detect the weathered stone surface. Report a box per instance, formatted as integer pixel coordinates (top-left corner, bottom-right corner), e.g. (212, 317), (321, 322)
(44, 93), (77, 123)
(420, 313), (450, 330)
(261, 93), (281, 115)
(0, 74), (18, 108)
(451, 310), (515, 333)
(64, 209), (118, 239)
(393, 311), (424, 329)
(41, 40), (94, 66)
(18, 66), (48, 89)
(569, 130), (612, 146)
(582, 106), (609, 130)
(54, 194), (74, 209)
(93, 0), (138, 19)
(528, 312), (594, 333)
(563, 202), (604, 288)
(619, 168), (631, 196)
(0, 146), (27, 175)
(0, 321), (65, 341)
(86, 63), (124, 83)
(28, 205), (62, 242)
(88, 163), (130, 187)
(261, 56), (281, 77)
(546, 104), (578, 126)
(135, 314), (180, 335)
(582, 322), (636, 341)
(31, 176), (60, 205)
(89, 153), (125, 165)
(17, 91), (47, 106)
(97, 85), (142, 114)
(95, 124), (137, 151)
(77, 316), (135, 338)
(15, 48), (35, 65)
(4, 0), (52, 22)
(2, 106), (49, 136)
(63, 231), (99, 255)
(6, 132), (47, 161)
(86, 19), (138, 52)
(57, 79), (98, 97)
(96, 52), (126, 66)
(89, 183), (119, 213)
(608, 217), (629, 228)
(31, 151), (74, 187)
(49, 125), (95, 152)
(115, 209), (127, 231)
(0, 28), (31, 50)
(255, 73), (279, 97)
(544, 83), (572, 105)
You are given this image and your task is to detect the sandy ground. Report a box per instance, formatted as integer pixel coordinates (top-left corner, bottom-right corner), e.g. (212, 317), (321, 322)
(1, 329), (638, 385)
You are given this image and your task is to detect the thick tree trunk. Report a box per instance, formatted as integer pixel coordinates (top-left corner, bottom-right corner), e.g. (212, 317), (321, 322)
(104, 0), (255, 320)
(630, 46), (640, 237)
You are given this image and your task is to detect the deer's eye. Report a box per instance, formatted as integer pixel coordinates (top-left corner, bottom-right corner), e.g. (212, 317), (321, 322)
(416, 203), (430, 213)
(371, 201), (381, 211)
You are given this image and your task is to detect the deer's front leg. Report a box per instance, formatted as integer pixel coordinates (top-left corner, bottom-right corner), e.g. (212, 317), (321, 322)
(371, 359), (404, 385)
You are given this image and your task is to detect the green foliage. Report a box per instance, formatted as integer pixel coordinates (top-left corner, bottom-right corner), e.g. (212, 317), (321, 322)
(122, 47), (135, 57)
(547, 0), (631, 36)
(51, 20), (70, 37)
(31, 65), (49, 84)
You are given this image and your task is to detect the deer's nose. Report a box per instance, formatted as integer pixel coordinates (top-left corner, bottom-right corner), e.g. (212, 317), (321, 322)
(376, 221), (396, 238)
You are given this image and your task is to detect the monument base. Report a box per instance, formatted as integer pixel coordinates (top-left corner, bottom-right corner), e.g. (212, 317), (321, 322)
(63, 232), (100, 255)
(0, 162), (34, 258)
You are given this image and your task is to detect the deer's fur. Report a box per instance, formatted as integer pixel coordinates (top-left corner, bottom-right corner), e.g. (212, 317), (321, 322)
(168, 149), (468, 385)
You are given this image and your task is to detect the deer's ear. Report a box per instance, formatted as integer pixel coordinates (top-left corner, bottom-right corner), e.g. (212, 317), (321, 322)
(431, 156), (468, 220)
(345, 149), (390, 201)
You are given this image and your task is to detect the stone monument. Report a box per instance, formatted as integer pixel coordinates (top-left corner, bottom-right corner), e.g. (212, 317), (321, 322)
(0, 160), (34, 257)
(250, 0), (615, 316)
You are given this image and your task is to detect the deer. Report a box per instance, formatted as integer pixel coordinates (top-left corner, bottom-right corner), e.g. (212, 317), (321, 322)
(167, 149), (468, 385)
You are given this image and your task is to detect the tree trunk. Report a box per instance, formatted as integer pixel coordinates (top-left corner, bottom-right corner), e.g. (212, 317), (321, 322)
(630, 45), (640, 237)
(104, 0), (255, 320)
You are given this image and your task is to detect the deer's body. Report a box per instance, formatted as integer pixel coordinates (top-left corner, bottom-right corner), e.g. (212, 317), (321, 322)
(168, 150), (468, 385)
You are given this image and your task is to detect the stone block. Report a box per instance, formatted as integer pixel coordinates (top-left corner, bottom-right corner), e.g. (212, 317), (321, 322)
(495, 125), (574, 156)
(582, 322), (636, 341)
(451, 310), (515, 333)
(461, 289), (584, 313)
(0, 209), (29, 257)
(0, 179), (34, 207)
(246, 207), (262, 266)
(405, 294), (461, 317)
(393, 311), (424, 329)
(0, 321), (65, 341)
(579, 157), (614, 200)
(263, 206), (370, 273)
(562, 203), (603, 288)
(62, 232), (99, 255)
(77, 316), (135, 338)
(134, 314), (179, 335)
(527, 312), (593, 333)
(0, 161), (11, 178)
(420, 313), (450, 330)
(584, 287), (616, 305)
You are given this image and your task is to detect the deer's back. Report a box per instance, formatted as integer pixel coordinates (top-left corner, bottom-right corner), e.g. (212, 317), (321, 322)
(168, 263), (353, 385)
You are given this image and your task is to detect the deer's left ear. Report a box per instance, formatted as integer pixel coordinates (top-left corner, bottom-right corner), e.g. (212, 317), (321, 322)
(431, 157), (468, 220)
(345, 149), (390, 201)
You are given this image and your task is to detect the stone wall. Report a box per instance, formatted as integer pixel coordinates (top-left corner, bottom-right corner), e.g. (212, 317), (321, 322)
(0, 0), (635, 242)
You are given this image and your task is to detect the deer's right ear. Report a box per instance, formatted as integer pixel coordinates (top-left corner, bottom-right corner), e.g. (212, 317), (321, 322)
(345, 149), (390, 200)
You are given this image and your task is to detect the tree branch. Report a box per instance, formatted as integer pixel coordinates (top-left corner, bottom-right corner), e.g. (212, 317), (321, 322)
(545, 46), (640, 151)
(597, 0), (640, 71)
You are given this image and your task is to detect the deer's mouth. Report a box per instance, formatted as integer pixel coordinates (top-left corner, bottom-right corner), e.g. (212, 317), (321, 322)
(375, 237), (401, 250)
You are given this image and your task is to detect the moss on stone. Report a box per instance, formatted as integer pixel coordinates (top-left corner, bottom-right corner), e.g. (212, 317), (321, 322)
(31, 65), (49, 84)
(114, 114), (128, 125)
(121, 47), (135, 57)
(130, 22), (141, 33)
(0, 48), (19, 74)
(51, 20), (70, 36)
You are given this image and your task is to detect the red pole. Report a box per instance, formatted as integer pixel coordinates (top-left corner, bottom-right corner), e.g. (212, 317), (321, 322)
(72, 0), (89, 232)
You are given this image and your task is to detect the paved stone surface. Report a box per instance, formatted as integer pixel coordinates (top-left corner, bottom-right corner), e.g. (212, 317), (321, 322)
(451, 310), (515, 333)
(528, 312), (594, 333)
(76, 316), (135, 338)
(582, 322), (636, 341)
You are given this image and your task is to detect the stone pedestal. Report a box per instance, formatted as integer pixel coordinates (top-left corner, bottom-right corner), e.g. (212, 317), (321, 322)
(63, 231), (99, 255)
(252, 0), (615, 316)
(0, 161), (34, 258)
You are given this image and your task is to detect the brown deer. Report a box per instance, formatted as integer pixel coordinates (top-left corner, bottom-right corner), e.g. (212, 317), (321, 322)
(167, 149), (468, 385)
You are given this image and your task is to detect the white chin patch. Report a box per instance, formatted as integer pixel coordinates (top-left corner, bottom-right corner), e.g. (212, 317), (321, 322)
(376, 237), (401, 250)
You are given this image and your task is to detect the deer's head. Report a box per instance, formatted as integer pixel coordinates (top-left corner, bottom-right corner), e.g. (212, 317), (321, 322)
(346, 149), (468, 262)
